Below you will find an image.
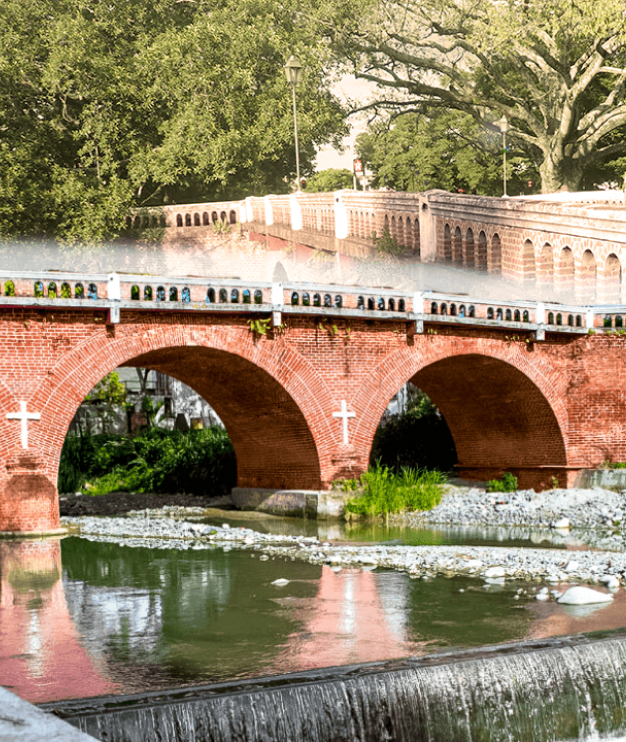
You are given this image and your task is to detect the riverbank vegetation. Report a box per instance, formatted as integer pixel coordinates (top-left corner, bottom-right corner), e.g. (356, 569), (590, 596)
(344, 465), (446, 520)
(58, 427), (236, 496)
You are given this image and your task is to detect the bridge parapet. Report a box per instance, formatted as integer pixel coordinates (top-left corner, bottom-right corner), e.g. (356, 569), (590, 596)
(0, 270), (615, 340)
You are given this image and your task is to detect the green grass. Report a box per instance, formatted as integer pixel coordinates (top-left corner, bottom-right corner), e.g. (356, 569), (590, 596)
(486, 472), (518, 493)
(344, 464), (446, 518)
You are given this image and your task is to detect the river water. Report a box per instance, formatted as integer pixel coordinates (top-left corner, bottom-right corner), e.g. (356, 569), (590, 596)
(3, 528), (626, 712)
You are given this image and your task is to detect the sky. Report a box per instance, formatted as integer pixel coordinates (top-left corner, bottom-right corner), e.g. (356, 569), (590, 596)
(315, 75), (375, 172)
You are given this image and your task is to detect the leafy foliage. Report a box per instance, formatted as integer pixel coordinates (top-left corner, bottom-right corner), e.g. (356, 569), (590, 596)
(314, 0), (626, 192)
(357, 111), (538, 196)
(345, 464), (446, 518)
(305, 168), (354, 192)
(58, 427), (236, 496)
(370, 388), (457, 472)
(486, 473), (519, 493)
(0, 0), (347, 241)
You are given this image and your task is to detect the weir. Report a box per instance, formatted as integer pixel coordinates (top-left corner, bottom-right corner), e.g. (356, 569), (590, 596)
(42, 633), (626, 742)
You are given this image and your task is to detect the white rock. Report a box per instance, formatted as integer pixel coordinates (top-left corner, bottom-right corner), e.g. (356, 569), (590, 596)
(600, 575), (621, 588)
(259, 554), (269, 561)
(465, 559), (483, 570)
(484, 566), (505, 578)
(557, 587), (614, 605)
(221, 523), (230, 529)
(536, 593), (549, 601)
(271, 578), (290, 586)
(564, 561), (580, 573)
(552, 518), (570, 529)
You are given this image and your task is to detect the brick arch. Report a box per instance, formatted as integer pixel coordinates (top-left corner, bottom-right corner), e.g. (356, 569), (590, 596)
(25, 324), (341, 500)
(351, 341), (569, 490)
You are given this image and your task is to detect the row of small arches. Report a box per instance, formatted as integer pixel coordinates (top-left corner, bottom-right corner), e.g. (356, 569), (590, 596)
(291, 292), (343, 308)
(175, 210), (238, 228)
(548, 313), (584, 327)
(358, 296), (407, 312)
(430, 302), (477, 318)
(130, 285), (265, 305)
(33, 281), (98, 299)
(603, 315), (625, 328)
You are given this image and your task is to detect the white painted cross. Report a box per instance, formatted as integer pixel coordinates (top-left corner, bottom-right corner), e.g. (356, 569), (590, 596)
(7, 401), (41, 449)
(332, 400), (356, 445)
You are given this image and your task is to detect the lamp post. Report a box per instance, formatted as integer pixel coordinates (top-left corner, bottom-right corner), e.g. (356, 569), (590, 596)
(285, 55), (303, 191)
(498, 115), (509, 197)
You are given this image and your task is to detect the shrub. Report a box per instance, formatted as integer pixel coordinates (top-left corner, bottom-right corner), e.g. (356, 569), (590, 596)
(58, 427), (237, 496)
(345, 464), (446, 519)
(486, 472), (518, 493)
(370, 392), (457, 473)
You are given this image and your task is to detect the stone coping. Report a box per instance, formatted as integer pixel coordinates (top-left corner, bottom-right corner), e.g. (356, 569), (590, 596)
(0, 687), (98, 741)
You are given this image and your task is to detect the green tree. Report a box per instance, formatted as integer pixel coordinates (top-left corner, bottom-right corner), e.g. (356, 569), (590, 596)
(305, 168), (355, 192)
(357, 110), (539, 195)
(315, 0), (626, 193)
(0, 0), (347, 241)
(84, 372), (128, 434)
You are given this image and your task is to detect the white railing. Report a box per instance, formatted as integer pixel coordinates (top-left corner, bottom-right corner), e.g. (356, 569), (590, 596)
(1, 269), (623, 336)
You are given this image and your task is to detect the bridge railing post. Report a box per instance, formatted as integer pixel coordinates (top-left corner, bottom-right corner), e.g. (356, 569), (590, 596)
(334, 192), (349, 240)
(264, 196), (274, 226)
(107, 273), (121, 324)
(535, 301), (545, 341)
(411, 291), (424, 334)
(271, 282), (283, 328)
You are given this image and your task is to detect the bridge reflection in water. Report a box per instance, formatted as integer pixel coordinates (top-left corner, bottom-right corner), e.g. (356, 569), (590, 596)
(0, 539), (117, 702)
(2, 536), (626, 707)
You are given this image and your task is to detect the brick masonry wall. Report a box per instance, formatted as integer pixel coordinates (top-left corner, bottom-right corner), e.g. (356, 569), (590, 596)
(2, 306), (626, 531)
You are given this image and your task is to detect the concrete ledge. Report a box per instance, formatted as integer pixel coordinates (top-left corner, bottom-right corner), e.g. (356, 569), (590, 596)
(0, 528), (68, 540)
(575, 469), (626, 490)
(0, 687), (98, 741)
(231, 488), (351, 520)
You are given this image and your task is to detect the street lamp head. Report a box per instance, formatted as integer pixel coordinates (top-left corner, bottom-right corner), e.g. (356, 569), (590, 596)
(285, 55), (303, 86)
(498, 115), (509, 134)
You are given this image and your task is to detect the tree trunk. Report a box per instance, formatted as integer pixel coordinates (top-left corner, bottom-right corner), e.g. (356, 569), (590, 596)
(539, 153), (583, 194)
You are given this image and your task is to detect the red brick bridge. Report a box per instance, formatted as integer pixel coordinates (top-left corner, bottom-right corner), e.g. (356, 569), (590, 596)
(140, 189), (626, 303)
(0, 269), (625, 535)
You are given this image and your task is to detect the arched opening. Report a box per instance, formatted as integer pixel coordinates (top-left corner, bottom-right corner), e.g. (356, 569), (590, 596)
(577, 249), (597, 302)
(604, 254), (622, 303)
(556, 247), (575, 294)
(453, 227), (462, 263)
(489, 234), (502, 273)
(58, 347), (324, 500)
(414, 218), (420, 258)
(404, 355), (567, 489)
(537, 243), (554, 286)
(477, 231), (487, 270)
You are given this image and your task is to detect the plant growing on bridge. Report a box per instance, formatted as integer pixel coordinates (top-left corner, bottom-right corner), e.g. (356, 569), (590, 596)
(372, 228), (403, 257)
(247, 317), (272, 337)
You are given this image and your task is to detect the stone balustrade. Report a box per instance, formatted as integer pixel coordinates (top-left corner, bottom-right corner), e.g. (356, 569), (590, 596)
(0, 270), (615, 339)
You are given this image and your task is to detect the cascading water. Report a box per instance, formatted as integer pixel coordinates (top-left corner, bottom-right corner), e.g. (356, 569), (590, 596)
(42, 633), (626, 742)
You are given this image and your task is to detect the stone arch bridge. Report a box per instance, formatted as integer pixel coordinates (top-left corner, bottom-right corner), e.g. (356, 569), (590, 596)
(0, 269), (625, 535)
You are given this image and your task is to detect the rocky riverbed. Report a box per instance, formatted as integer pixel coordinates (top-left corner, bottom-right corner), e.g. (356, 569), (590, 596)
(61, 485), (626, 592)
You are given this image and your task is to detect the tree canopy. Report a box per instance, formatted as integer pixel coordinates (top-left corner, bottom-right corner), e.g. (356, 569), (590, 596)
(356, 109), (541, 195)
(317, 0), (626, 192)
(0, 0), (347, 241)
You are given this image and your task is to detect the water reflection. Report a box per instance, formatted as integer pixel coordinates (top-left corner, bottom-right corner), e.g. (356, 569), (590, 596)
(201, 513), (589, 550)
(0, 539), (117, 702)
(1, 536), (626, 705)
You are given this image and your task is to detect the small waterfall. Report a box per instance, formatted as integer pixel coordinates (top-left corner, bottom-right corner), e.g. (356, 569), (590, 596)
(41, 634), (626, 742)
